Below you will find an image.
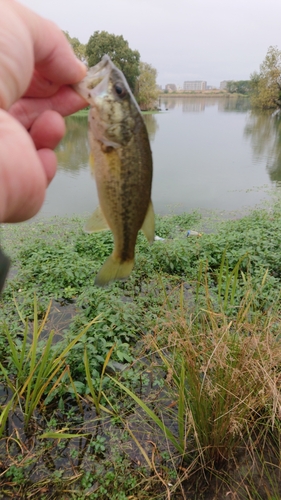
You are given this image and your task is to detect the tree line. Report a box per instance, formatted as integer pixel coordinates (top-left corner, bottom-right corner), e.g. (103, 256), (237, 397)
(63, 30), (159, 111)
(214, 46), (281, 111)
(225, 80), (251, 95)
(64, 32), (281, 112)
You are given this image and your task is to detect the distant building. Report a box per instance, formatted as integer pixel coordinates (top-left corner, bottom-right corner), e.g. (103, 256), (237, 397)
(183, 81), (207, 91)
(165, 83), (177, 92)
(220, 80), (230, 90)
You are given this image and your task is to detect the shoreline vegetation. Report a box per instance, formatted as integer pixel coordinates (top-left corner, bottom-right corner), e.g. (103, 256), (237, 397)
(1, 194), (281, 498)
(72, 108), (165, 117)
(159, 91), (248, 98)
(72, 92), (245, 117)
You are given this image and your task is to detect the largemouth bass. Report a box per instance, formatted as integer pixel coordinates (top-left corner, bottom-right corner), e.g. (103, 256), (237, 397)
(74, 55), (154, 286)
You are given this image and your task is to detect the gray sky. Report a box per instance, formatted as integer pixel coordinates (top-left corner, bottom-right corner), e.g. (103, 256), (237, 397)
(19, 0), (281, 88)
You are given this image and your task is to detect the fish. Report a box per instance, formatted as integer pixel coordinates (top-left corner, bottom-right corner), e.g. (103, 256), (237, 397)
(73, 55), (154, 286)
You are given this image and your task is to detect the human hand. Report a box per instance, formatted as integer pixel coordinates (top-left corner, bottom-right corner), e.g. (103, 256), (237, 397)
(0, 0), (87, 223)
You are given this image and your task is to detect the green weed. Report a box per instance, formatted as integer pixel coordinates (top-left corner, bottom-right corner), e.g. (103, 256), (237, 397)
(0, 295), (100, 429)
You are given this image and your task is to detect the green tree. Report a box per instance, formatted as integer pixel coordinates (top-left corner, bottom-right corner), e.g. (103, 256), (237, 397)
(250, 46), (281, 109)
(135, 62), (159, 110)
(85, 31), (140, 92)
(226, 80), (251, 95)
(63, 31), (86, 62)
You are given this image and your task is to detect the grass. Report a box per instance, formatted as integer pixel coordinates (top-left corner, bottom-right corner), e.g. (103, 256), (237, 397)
(141, 110), (162, 114)
(0, 198), (281, 498)
(111, 266), (281, 498)
(0, 296), (100, 428)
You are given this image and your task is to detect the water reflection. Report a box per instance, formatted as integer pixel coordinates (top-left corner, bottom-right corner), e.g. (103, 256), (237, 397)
(39, 96), (281, 218)
(220, 96), (252, 113)
(161, 98), (177, 110)
(160, 96), (251, 113)
(56, 116), (89, 172)
(244, 111), (281, 182)
(182, 97), (218, 112)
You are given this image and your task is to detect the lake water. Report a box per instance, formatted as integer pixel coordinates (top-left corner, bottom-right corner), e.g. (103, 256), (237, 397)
(40, 96), (281, 219)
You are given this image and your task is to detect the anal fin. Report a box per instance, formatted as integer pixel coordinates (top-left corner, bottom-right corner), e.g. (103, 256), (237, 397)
(141, 200), (155, 244)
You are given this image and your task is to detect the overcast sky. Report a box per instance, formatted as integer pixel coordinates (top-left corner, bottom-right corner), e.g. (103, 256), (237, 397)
(19, 0), (281, 88)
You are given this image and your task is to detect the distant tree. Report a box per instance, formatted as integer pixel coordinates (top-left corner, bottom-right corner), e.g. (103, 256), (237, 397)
(86, 31), (140, 92)
(226, 80), (251, 95)
(226, 81), (236, 93)
(63, 31), (86, 62)
(250, 46), (281, 109)
(135, 62), (159, 110)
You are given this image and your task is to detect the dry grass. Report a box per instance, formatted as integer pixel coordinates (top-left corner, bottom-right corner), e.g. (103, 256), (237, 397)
(122, 279), (281, 498)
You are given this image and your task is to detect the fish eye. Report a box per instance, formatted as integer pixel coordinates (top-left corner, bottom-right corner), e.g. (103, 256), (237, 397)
(114, 83), (127, 98)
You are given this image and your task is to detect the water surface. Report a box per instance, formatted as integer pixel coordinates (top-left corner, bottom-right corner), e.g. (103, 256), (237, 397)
(40, 96), (281, 218)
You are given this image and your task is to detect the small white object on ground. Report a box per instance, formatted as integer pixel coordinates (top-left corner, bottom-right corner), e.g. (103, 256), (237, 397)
(186, 230), (202, 237)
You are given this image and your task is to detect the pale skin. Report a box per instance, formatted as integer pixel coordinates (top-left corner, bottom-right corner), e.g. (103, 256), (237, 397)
(0, 0), (88, 223)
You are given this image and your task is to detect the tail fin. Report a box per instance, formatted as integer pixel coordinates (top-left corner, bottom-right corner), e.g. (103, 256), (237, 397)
(95, 254), (134, 286)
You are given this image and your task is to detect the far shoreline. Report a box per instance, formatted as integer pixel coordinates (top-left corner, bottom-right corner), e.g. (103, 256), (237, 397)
(70, 92), (247, 117)
(159, 92), (248, 98)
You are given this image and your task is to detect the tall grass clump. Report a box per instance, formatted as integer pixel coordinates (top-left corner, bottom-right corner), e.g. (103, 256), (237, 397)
(155, 307), (281, 465)
(114, 261), (281, 493)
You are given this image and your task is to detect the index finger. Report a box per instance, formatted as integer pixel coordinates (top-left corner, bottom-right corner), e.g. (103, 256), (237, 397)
(9, 86), (88, 129)
(0, 0), (86, 108)
(16, 2), (86, 85)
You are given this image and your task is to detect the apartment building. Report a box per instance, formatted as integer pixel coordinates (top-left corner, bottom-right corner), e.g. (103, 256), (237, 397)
(183, 80), (207, 91)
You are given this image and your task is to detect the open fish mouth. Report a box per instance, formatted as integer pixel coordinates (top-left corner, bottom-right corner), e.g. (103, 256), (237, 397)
(75, 55), (113, 100)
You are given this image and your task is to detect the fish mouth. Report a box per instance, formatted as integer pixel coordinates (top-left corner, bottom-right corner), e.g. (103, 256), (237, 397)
(85, 55), (113, 94)
(73, 55), (114, 101)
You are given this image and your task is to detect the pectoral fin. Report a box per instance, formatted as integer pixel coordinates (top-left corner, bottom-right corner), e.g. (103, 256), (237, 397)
(84, 206), (109, 233)
(141, 200), (155, 244)
(95, 255), (134, 287)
